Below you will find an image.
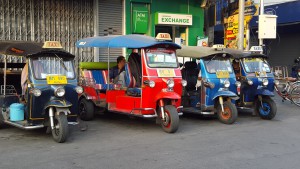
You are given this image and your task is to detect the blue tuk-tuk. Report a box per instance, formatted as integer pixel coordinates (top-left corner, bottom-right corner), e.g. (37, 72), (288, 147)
(0, 41), (83, 143)
(176, 45), (239, 124)
(228, 46), (277, 120)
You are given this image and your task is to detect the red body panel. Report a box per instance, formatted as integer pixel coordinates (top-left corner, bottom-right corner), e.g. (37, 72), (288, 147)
(106, 90), (126, 103)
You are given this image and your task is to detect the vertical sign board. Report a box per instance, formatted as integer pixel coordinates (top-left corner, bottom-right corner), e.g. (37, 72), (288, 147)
(133, 7), (148, 34)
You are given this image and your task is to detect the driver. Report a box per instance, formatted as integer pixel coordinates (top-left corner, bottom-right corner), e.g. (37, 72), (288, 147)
(109, 56), (126, 86)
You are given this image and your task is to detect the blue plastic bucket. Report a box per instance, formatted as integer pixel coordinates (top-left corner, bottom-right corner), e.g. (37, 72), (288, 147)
(10, 103), (25, 121)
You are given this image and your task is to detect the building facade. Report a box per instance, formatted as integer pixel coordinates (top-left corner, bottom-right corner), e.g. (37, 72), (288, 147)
(214, 0), (300, 72)
(0, 0), (205, 62)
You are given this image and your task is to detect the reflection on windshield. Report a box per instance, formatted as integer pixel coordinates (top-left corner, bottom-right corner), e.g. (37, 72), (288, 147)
(204, 59), (233, 73)
(32, 56), (75, 79)
(243, 58), (271, 73)
(146, 49), (178, 68)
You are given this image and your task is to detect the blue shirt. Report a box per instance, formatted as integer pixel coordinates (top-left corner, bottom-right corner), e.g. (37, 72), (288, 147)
(109, 66), (125, 81)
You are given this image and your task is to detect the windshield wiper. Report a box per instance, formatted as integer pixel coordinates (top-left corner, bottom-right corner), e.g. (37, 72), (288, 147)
(206, 54), (217, 65)
(54, 54), (68, 71)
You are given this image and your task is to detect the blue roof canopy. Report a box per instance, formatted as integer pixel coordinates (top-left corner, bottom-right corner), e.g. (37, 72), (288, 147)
(76, 34), (181, 49)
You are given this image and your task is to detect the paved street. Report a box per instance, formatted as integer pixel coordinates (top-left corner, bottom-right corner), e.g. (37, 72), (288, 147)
(0, 94), (300, 169)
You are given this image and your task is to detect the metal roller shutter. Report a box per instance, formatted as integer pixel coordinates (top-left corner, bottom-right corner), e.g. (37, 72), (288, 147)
(0, 0), (95, 64)
(98, 0), (123, 62)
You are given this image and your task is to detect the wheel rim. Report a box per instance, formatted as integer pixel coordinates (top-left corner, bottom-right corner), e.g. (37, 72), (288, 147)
(162, 110), (171, 128)
(291, 87), (300, 105)
(220, 106), (231, 120)
(259, 103), (271, 116)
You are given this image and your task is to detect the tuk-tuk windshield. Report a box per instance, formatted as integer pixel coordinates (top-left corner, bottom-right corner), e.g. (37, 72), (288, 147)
(31, 56), (75, 79)
(145, 48), (178, 68)
(204, 58), (233, 73)
(242, 58), (271, 73)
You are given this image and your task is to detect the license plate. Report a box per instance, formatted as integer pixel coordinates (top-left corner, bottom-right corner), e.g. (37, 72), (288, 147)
(157, 69), (175, 77)
(46, 75), (67, 84)
(255, 71), (266, 77)
(216, 71), (229, 78)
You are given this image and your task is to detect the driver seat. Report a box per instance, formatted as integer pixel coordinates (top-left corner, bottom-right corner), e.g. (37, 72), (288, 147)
(182, 61), (199, 92)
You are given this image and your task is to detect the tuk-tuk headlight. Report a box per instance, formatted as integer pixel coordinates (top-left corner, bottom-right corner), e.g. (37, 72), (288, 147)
(31, 88), (41, 97)
(181, 80), (187, 87)
(298, 72), (300, 76)
(54, 87), (65, 97)
(235, 81), (241, 87)
(262, 78), (269, 86)
(75, 86), (83, 94)
(144, 80), (155, 88)
(274, 80), (280, 86)
(167, 79), (175, 88)
(149, 80), (155, 88)
(247, 80), (253, 85)
(224, 80), (230, 88)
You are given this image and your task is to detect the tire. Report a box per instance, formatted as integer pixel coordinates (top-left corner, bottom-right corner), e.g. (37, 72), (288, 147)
(291, 86), (300, 107)
(79, 98), (94, 121)
(255, 97), (277, 120)
(52, 113), (69, 143)
(217, 101), (238, 124)
(0, 109), (5, 127)
(160, 105), (179, 133)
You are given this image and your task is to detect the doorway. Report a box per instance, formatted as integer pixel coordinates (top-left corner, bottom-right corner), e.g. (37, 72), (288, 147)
(155, 26), (187, 45)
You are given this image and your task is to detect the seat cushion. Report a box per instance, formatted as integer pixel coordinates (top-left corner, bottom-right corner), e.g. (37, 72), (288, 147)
(126, 88), (141, 97)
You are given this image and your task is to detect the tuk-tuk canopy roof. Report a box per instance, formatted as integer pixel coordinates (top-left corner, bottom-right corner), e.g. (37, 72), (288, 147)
(75, 34), (181, 49)
(0, 41), (74, 59)
(176, 46), (232, 59)
(0, 41), (43, 56)
(224, 48), (268, 59)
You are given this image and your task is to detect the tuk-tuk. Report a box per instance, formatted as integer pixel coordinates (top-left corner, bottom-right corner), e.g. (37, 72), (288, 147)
(0, 41), (83, 143)
(228, 46), (277, 120)
(176, 45), (238, 124)
(76, 33), (183, 133)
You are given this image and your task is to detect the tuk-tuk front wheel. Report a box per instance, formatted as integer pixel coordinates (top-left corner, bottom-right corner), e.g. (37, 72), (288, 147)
(51, 114), (69, 143)
(160, 105), (179, 133)
(217, 101), (237, 124)
(79, 98), (94, 121)
(255, 97), (277, 120)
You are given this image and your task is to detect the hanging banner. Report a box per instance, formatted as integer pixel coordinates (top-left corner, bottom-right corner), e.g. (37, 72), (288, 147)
(224, 0), (256, 49)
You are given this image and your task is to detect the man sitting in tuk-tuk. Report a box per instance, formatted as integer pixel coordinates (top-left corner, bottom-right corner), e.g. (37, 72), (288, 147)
(109, 56), (126, 86)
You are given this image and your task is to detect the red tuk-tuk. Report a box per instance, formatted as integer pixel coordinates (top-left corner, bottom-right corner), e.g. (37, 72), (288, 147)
(76, 34), (184, 133)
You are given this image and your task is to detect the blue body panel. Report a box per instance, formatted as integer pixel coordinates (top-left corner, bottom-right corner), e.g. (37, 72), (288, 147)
(212, 90), (238, 100)
(45, 98), (73, 108)
(199, 60), (238, 107)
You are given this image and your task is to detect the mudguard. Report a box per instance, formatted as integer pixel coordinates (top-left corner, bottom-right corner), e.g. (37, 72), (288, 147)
(45, 98), (72, 109)
(154, 91), (181, 103)
(212, 90), (239, 100)
(256, 88), (274, 97)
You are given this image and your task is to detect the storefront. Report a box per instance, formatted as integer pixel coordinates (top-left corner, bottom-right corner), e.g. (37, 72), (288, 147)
(125, 0), (204, 46)
(0, 0), (124, 62)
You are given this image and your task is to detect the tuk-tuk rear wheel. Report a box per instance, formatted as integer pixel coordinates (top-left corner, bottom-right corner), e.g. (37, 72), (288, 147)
(160, 105), (179, 133)
(255, 97), (277, 120)
(51, 113), (69, 143)
(0, 110), (5, 127)
(79, 98), (94, 121)
(217, 101), (237, 124)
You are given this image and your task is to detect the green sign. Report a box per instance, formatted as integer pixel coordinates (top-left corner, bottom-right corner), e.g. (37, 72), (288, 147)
(133, 7), (148, 34)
